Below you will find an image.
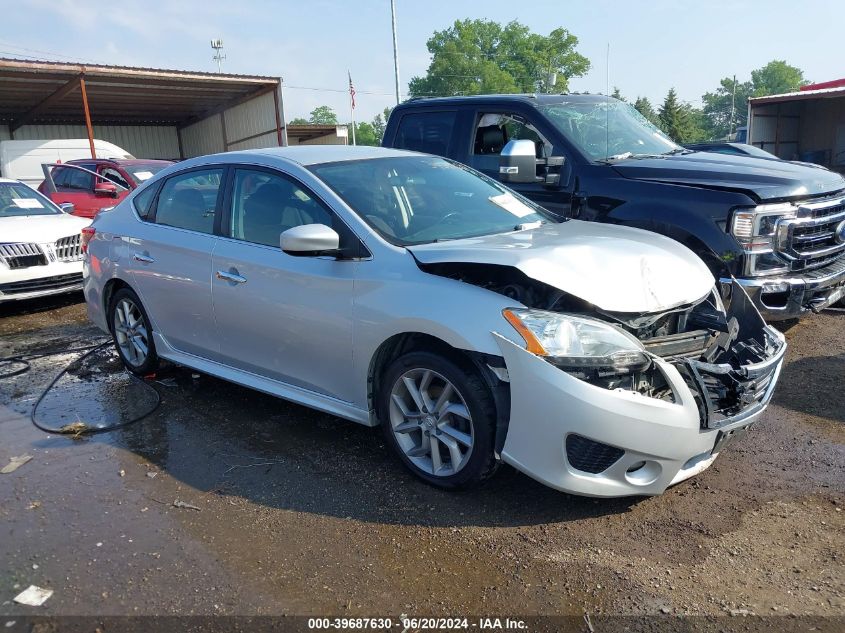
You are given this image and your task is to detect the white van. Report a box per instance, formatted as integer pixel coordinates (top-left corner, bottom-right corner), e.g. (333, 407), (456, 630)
(0, 139), (134, 188)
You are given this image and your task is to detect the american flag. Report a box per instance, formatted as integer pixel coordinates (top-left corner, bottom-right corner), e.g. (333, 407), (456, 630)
(348, 71), (356, 110)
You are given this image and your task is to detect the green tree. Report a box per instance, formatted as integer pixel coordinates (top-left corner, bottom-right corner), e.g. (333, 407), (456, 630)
(701, 61), (807, 140)
(611, 86), (625, 102)
(701, 77), (753, 140)
(288, 117), (310, 125)
(751, 60), (808, 96)
(371, 106), (392, 144)
(633, 96), (660, 127)
(409, 19), (590, 97)
(309, 106), (338, 125)
(658, 88), (704, 143)
(347, 120), (379, 146)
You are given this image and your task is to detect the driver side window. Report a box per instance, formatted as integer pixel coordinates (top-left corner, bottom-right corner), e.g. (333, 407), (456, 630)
(470, 112), (551, 175)
(229, 169), (334, 248)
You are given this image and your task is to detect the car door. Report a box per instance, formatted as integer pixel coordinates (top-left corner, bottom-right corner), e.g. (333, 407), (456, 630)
(467, 110), (575, 218)
(211, 166), (357, 402)
(126, 166), (224, 360)
(48, 163), (100, 217)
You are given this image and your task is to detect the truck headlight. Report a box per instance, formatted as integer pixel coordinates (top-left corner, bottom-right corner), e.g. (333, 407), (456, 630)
(730, 202), (796, 275)
(503, 309), (649, 372)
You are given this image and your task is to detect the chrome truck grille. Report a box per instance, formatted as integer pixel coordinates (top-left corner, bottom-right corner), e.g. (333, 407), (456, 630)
(0, 242), (47, 269)
(55, 234), (83, 262)
(776, 196), (845, 271)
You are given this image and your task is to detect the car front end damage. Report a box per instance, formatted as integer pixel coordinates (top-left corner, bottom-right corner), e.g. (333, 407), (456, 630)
(494, 280), (786, 497)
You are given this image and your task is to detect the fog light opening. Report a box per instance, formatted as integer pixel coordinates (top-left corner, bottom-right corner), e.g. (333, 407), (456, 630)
(624, 460), (661, 486)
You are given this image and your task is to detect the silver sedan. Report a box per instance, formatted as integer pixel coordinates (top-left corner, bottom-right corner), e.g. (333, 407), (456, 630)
(83, 146), (785, 497)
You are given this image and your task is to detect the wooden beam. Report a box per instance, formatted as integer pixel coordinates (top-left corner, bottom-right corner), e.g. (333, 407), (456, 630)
(79, 77), (96, 159)
(272, 85), (283, 146)
(177, 83), (279, 130)
(9, 75), (80, 132)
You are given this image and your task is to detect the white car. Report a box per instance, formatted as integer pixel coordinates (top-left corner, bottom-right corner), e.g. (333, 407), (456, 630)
(0, 178), (90, 302)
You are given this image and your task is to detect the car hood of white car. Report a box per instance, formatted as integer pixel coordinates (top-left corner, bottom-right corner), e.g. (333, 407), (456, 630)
(1, 213), (90, 244)
(407, 220), (716, 314)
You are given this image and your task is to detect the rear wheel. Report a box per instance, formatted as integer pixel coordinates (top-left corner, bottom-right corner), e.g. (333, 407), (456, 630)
(379, 351), (498, 489)
(109, 288), (159, 376)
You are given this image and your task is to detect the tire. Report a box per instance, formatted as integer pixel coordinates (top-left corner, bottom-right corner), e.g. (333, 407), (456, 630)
(378, 351), (499, 489)
(108, 287), (159, 376)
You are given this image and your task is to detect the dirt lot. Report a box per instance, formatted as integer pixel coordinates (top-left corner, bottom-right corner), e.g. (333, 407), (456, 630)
(0, 294), (843, 628)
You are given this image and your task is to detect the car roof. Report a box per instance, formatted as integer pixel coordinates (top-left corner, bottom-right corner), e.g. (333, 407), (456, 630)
(396, 93), (614, 108)
(0, 177), (20, 184)
(213, 145), (420, 166)
(65, 158), (173, 166)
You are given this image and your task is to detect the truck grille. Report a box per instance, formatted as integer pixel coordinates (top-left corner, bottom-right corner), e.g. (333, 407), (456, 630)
(776, 196), (845, 271)
(55, 234), (83, 262)
(0, 242), (47, 269)
(0, 272), (83, 296)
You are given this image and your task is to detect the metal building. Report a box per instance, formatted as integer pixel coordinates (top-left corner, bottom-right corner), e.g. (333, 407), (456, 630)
(748, 84), (845, 173)
(0, 58), (290, 159)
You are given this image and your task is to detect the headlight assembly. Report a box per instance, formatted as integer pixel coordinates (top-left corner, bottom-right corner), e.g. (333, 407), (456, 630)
(729, 203), (796, 276)
(503, 308), (650, 373)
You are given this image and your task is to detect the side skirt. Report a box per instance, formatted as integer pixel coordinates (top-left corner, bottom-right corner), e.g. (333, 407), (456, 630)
(152, 332), (373, 426)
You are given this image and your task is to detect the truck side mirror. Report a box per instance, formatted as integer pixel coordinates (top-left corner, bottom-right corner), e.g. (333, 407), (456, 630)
(498, 139), (540, 184)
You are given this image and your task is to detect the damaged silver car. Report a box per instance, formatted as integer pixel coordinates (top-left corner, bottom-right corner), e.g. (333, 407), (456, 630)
(83, 146), (786, 497)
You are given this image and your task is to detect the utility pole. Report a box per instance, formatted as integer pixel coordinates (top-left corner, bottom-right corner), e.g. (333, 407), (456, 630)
(728, 74), (737, 141)
(210, 39), (226, 74)
(390, 0), (401, 105)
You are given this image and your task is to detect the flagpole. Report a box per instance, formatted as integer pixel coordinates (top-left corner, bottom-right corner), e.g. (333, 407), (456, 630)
(348, 70), (357, 146)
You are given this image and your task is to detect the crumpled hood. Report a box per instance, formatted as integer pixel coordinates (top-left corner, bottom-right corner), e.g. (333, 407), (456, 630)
(408, 220), (715, 313)
(1, 214), (90, 244)
(612, 151), (845, 201)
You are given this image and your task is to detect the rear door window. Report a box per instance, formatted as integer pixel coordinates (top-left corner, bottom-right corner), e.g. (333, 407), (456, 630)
(394, 111), (456, 157)
(153, 169), (223, 234)
(55, 164), (96, 191)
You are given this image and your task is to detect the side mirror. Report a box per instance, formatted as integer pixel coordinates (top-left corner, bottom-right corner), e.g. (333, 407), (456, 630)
(280, 224), (340, 256)
(95, 182), (118, 197)
(498, 139), (541, 184)
(59, 202), (75, 214)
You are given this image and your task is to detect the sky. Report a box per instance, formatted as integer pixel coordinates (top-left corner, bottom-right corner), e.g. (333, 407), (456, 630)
(2, 0), (844, 123)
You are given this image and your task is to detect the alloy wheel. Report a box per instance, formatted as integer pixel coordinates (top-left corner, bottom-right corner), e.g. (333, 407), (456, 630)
(388, 368), (474, 477)
(113, 298), (150, 368)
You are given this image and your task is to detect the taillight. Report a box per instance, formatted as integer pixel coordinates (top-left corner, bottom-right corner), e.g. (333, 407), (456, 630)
(81, 226), (96, 253)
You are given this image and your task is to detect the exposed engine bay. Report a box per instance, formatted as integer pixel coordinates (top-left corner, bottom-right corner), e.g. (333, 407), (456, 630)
(420, 262), (786, 428)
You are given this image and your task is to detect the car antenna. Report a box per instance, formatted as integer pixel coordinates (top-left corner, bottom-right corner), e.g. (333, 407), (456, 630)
(605, 42), (610, 163)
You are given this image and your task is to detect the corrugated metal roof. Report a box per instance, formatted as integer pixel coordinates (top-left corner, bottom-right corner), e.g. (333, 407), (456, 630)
(0, 58), (280, 128)
(749, 85), (845, 105)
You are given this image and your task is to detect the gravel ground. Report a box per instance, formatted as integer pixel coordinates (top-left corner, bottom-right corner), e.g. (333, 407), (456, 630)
(0, 294), (842, 628)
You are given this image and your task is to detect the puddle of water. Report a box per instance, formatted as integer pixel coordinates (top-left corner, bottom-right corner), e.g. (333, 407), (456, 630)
(32, 347), (159, 433)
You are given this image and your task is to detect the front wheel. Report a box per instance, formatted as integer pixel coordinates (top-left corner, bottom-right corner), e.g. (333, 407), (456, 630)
(109, 288), (159, 376)
(378, 351), (498, 489)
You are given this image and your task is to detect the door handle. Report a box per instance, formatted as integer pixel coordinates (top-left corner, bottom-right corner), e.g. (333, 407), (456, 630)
(133, 252), (155, 263)
(216, 270), (247, 284)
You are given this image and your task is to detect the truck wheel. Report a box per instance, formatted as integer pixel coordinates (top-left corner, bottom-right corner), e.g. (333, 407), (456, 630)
(378, 351), (498, 489)
(109, 288), (159, 376)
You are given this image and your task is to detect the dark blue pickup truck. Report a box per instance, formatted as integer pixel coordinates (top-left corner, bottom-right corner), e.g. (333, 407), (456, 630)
(382, 94), (845, 320)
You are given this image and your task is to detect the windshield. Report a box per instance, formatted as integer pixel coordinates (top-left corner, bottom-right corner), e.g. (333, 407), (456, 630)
(311, 156), (557, 246)
(124, 162), (170, 185)
(539, 99), (679, 161)
(0, 182), (62, 217)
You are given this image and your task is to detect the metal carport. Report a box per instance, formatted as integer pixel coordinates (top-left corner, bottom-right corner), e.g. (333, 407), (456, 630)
(0, 58), (287, 159)
(748, 85), (845, 172)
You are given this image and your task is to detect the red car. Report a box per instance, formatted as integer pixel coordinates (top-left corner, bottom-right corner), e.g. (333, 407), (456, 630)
(39, 158), (173, 218)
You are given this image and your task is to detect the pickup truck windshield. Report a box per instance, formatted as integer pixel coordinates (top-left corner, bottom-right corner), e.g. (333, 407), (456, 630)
(538, 100), (679, 161)
(311, 156), (556, 245)
(0, 182), (62, 217)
